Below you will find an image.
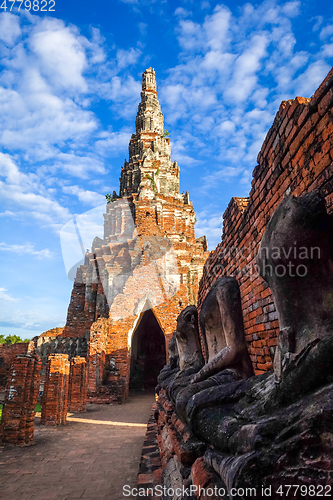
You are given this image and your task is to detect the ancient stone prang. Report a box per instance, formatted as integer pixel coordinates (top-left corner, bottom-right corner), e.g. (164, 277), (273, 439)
(28, 68), (208, 402)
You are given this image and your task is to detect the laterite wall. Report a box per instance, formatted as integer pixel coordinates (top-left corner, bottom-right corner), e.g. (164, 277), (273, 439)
(198, 68), (333, 374)
(0, 343), (29, 389)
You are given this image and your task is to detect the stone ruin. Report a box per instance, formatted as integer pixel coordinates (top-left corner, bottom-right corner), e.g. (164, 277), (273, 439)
(0, 352), (88, 444)
(24, 67), (208, 403)
(1, 65), (333, 498)
(0, 67), (208, 444)
(147, 67), (333, 499)
(154, 189), (333, 499)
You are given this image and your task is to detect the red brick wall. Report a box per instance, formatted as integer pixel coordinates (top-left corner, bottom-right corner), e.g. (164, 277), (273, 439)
(41, 354), (70, 425)
(87, 318), (108, 395)
(0, 355), (41, 445)
(68, 357), (87, 412)
(198, 68), (333, 374)
(0, 343), (29, 389)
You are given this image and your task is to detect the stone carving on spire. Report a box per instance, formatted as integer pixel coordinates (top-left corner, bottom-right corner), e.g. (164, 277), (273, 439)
(119, 68), (181, 200)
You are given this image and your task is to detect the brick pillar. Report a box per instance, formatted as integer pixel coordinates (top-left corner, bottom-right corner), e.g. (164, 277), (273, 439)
(68, 357), (87, 412)
(87, 318), (108, 394)
(0, 354), (41, 445)
(41, 354), (70, 426)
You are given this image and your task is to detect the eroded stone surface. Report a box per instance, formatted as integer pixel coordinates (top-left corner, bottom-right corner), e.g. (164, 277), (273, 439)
(257, 191), (333, 381)
(183, 192), (333, 495)
(174, 277), (253, 424)
(175, 306), (204, 375)
(0, 354), (41, 445)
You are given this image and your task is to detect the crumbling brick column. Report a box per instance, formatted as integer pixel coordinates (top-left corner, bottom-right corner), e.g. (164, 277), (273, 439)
(68, 356), (87, 412)
(87, 318), (108, 394)
(0, 354), (41, 445)
(41, 354), (70, 425)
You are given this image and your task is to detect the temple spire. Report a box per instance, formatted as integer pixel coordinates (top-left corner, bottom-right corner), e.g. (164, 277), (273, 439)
(135, 67), (164, 136)
(142, 67), (157, 92)
(119, 68), (181, 200)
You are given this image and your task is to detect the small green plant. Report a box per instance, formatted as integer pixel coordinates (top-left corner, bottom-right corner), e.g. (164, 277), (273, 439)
(146, 174), (157, 195)
(152, 163), (160, 176)
(163, 129), (170, 138)
(105, 193), (116, 203)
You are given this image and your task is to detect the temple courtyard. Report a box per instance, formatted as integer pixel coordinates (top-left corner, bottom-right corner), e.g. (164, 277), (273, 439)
(0, 393), (155, 500)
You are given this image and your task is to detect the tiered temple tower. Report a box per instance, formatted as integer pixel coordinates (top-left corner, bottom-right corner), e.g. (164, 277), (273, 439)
(36, 68), (209, 401)
(119, 67), (181, 200)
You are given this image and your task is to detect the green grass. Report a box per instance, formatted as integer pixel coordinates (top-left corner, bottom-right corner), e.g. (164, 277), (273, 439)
(0, 403), (41, 422)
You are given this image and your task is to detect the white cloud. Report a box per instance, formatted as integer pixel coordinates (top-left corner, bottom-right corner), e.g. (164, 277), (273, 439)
(49, 153), (106, 178)
(0, 210), (15, 217)
(95, 129), (131, 156)
(218, 120), (235, 134)
(177, 20), (204, 52)
(322, 44), (333, 57)
(195, 210), (223, 250)
(138, 23), (147, 35)
(96, 75), (141, 117)
(0, 153), (71, 229)
(0, 12), (21, 46)
(281, 1), (300, 18)
(0, 287), (16, 302)
(0, 304), (65, 330)
(29, 19), (88, 92)
(224, 34), (268, 103)
(204, 5), (231, 52)
(174, 7), (192, 18)
(62, 185), (106, 205)
(0, 18), (99, 156)
(0, 12), (145, 235)
(116, 48), (142, 69)
(0, 243), (54, 259)
(293, 60), (331, 97)
(319, 24), (333, 41)
(312, 16), (323, 32)
(157, 0), (333, 196)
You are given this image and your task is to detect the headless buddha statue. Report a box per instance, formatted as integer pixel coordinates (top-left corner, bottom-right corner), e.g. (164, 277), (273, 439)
(175, 276), (254, 423)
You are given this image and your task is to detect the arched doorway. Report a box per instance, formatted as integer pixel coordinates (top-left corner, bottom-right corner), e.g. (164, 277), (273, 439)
(129, 309), (166, 391)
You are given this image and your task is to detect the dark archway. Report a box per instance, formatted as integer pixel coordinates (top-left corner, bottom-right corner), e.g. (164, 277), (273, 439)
(129, 309), (166, 392)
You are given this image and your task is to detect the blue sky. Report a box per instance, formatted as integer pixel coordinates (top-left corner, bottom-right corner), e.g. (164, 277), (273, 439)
(0, 0), (333, 339)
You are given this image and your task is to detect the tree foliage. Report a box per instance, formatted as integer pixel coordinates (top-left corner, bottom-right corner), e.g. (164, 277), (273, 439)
(0, 334), (30, 344)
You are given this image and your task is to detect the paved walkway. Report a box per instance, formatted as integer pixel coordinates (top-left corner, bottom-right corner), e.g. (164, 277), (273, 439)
(0, 393), (155, 500)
